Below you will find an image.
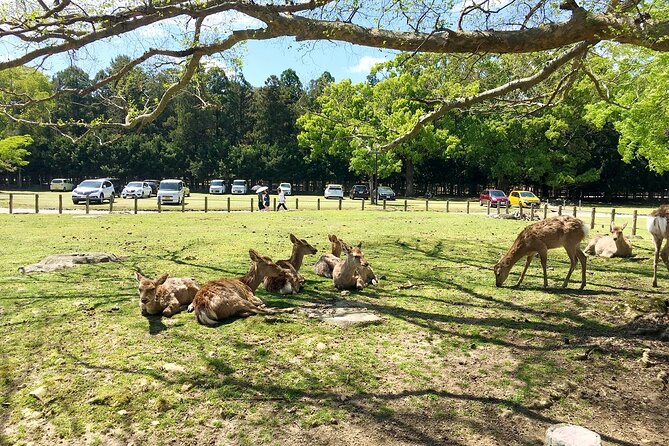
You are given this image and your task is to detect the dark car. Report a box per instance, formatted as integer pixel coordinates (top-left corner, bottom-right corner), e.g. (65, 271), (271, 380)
(374, 186), (396, 201)
(349, 184), (370, 200)
(479, 189), (509, 207)
(144, 179), (159, 197)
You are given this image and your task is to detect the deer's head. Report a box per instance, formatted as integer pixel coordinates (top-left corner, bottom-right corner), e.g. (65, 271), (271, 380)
(343, 242), (367, 267)
(249, 249), (283, 279)
(610, 222), (627, 241)
(134, 272), (168, 304)
(493, 259), (512, 287)
(328, 234), (343, 256)
(290, 233), (317, 255)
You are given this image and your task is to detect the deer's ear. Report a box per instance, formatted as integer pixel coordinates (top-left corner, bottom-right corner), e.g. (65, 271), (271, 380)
(156, 273), (169, 285)
(342, 243), (352, 254)
(610, 221), (616, 231)
(621, 222), (627, 231)
(249, 249), (260, 262)
(134, 271), (143, 282)
(290, 233), (298, 243)
(328, 234), (336, 242)
(357, 241), (363, 249)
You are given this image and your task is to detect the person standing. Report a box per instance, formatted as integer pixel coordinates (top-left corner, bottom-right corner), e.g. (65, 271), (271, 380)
(277, 187), (287, 211)
(256, 181), (264, 211)
(263, 189), (270, 211)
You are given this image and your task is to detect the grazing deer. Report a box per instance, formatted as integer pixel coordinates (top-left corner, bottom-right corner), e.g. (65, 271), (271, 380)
(134, 272), (199, 317)
(264, 234), (317, 294)
(314, 234), (343, 278)
(189, 249), (292, 326)
(584, 222), (633, 258)
(333, 242), (371, 290)
(494, 216), (589, 289)
(647, 205), (669, 287)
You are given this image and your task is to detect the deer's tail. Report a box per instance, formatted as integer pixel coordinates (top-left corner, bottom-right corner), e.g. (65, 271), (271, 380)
(192, 298), (219, 326)
(647, 215), (667, 239)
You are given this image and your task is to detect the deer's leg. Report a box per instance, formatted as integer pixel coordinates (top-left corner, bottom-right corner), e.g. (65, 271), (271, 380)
(660, 238), (669, 272)
(515, 255), (533, 287)
(538, 250), (548, 288)
(562, 245), (578, 288)
(576, 249), (587, 290)
(652, 236), (663, 288)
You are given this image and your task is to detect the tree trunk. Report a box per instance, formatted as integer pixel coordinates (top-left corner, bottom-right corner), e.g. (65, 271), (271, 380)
(404, 158), (414, 197)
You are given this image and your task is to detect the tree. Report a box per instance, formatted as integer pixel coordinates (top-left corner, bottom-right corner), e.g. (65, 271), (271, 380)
(0, 135), (32, 171)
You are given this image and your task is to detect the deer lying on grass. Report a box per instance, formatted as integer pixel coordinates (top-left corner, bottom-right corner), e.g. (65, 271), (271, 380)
(314, 234), (343, 278)
(584, 222), (633, 258)
(494, 216), (589, 289)
(647, 205), (669, 287)
(134, 272), (199, 317)
(189, 249), (292, 326)
(264, 234), (317, 294)
(333, 242), (374, 291)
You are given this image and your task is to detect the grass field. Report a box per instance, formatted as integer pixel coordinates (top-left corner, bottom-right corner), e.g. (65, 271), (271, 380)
(1, 211), (667, 445)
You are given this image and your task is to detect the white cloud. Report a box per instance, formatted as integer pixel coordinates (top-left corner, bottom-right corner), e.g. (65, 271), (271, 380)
(204, 11), (264, 30)
(348, 56), (388, 74)
(202, 57), (236, 77)
(138, 24), (167, 38)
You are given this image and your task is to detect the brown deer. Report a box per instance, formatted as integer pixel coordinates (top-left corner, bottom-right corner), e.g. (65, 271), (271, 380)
(584, 222), (633, 258)
(333, 242), (370, 290)
(494, 216), (589, 289)
(647, 205), (669, 287)
(314, 234), (343, 278)
(264, 234), (317, 294)
(189, 249), (292, 326)
(134, 272), (199, 317)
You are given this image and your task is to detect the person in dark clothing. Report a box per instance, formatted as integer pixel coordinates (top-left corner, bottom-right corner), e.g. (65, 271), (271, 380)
(263, 189), (270, 211)
(256, 181), (264, 210)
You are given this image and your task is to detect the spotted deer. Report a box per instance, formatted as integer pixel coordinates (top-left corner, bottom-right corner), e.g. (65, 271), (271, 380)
(264, 234), (317, 294)
(314, 234), (343, 278)
(584, 222), (633, 258)
(189, 249), (292, 326)
(647, 205), (669, 287)
(134, 272), (199, 317)
(333, 242), (371, 290)
(494, 216), (589, 289)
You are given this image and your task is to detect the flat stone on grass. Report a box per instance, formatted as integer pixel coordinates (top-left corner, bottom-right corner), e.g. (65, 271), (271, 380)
(19, 252), (118, 273)
(545, 424), (601, 446)
(321, 311), (384, 327)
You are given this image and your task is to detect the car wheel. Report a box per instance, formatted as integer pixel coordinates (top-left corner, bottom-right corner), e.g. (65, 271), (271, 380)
(72, 200), (79, 205)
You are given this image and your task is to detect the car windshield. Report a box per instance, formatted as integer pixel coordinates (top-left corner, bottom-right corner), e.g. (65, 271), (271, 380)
(160, 182), (179, 191)
(354, 186), (367, 191)
(280, 183), (290, 188)
(327, 186), (342, 190)
(127, 182), (142, 187)
(378, 187), (393, 193)
(52, 179), (62, 183)
(233, 180), (245, 186)
(490, 191), (506, 197)
(211, 180), (224, 186)
(520, 192), (537, 198)
(79, 180), (102, 188)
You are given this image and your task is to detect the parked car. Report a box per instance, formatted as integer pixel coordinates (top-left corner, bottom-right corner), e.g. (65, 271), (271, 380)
(480, 189), (509, 207)
(144, 179), (159, 197)
(278, 182), (292, 195)
(231, 179), (248, 194)
(349, 184), (369, 200)
(509, 190), (541, 208)
(49, 178), (74, 192)
(209, 179), (226, 194)
(324, 184), (344, 199)
(101, 178), (121, 197)
(157, 179), (186, 205)
(121, 181), (152, 199)
(374, 186), (396, 201)
(71, 179), (115, 204)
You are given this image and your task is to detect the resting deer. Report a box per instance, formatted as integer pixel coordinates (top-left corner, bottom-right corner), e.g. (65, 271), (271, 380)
(584, 222), (633, 258)
(494, 216), (589, 289)
(189, 249), (292, 326)
(333, 242), (372, 290)
(314, 234), (343, 278)
(264, 233), (317, 294)
(647, 205), (669, 287)
(134, 272), (199, 317)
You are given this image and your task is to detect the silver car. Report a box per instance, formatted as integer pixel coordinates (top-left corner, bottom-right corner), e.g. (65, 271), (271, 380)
(122, 181), (152, 199)
(72, 179), (115, 204)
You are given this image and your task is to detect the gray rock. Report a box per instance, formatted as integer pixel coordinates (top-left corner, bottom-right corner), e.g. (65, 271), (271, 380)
(545, 424), (601, 446)
(322, 312), (384, 327)
(19, 252), (118, 274)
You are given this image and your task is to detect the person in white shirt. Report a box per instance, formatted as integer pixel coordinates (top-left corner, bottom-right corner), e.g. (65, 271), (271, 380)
(277, 187), (287, 211)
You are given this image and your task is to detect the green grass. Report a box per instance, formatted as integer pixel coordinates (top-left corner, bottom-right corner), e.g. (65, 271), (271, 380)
(0, 211), (667, 445)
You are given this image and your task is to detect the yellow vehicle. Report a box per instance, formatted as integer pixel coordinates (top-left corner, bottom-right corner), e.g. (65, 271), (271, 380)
(508, 190), (540, 208)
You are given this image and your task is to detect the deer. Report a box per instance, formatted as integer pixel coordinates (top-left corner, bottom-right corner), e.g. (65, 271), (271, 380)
(189, 249), (292, 326)
(333, 242), (372, 291)
(314, 234), (343, 278)
(134, 272), (199, 317)
(494, 215), (589, 289)
(264, 234), (317, 294)
(584, 221), (633, 258)
(647, 205), (669, 287)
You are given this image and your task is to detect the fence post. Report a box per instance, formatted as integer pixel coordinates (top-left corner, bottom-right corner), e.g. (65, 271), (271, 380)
(543, 203), (548, 219)
(35, 194), (39, 214)
(338, 198), (342, 210)
(404, 199), (408, 212)
(361, 199), (365, 211)
(227, 197), (230, 213)
(317, 198), (320, 210)
(204, 196), (208, 213)
(486, 200), (490, 215)
(426, 200), (429, 212)
(296, 198), (299, 210)
(251, 198), (254, 212)
(134, 197), (138, 214)
(109, 196), (113, 214)
(611, 208), (616, 222)
(466, 201), (470, 214)
(530, 205), (535, 220)
(58, 194), (63, 214)
(632, 210), (638, 236)
(572, 206), (577, 217)
(505, 202), (509, 214)
(446, 200), (449, 213)
(496, 203), (501, 216)
(181, 196), (185, 212)
(273, 197), (276, 211)
(158, 199), (162, 213)
(519, 203), (524, 218)
(9, 193), (12, 214)
(383, 199), (387, 210)
(590, 207), (596, 229)
(86, 196), (90, 214)
(558, 205), (562, 216)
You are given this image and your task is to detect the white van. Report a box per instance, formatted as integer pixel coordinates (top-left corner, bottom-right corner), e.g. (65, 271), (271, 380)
(157, 179), (185, 205)
(209, 179), (226, 194)
(50, 178), (74, 192)
(231, 179), (248, 194)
